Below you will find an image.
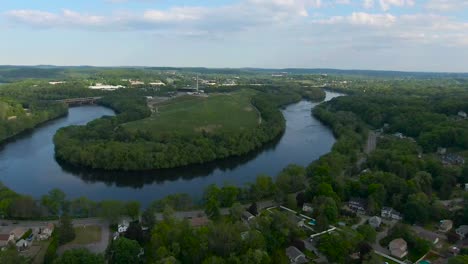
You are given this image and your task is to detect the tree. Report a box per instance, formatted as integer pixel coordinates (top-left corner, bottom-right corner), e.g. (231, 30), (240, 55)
(275, 164), (306, 193)
(357, 224), (377, 243)
(109, 237), (141, 264)
(99, 200), (124, 224)
(141, 207), (156, 230)
(126, 201), (140, 220)
(53, 248), (105, 264)
(41, 188), (66, 216)
(57, 215), (75, 245)
(0, 246), (28, 264)
(229, 202), (244, 222)
(124, 222), (144, 244)
(448, 255), (468, 264)
(205, 197), (220, 220)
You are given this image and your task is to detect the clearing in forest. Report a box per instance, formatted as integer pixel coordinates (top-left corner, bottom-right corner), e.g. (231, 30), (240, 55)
(124, 89), (260, 137)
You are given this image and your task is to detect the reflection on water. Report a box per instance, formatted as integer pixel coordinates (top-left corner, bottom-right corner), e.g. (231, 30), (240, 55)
(0, 92), (342, 206)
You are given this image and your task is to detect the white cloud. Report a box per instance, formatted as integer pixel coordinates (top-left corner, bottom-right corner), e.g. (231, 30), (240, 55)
(313, 12), (396, 27)
(378, 0), (415, 11)
(425, 0), (468, 12)
(363, 0), (375, 9)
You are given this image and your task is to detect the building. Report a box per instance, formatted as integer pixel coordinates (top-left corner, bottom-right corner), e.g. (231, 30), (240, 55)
(10, 227), (27, 240)
(439, 220), (453, 233)
(458, 111), (467, 118)
(149, 81), (166, 86)
(368, 216), (382, 228)
(16, 239), (28, 251)
(285, 246), (308, 264)
(389, 238), (408, 259)
(129, 80), (145, 85)
(89, 83), (125, 90)
(49, 81), (66, 85)
(118, 220), (130, 233)
(381, 207), (403, 220)
(242, 211), (255, 222)
(38, 223), (55, 240)
(348, 198), (367, 214)
(456, 225), (468, 239)
(0, 234), (14, 248)
(302, 203), (313, 213)
(414, 229), (440, 245)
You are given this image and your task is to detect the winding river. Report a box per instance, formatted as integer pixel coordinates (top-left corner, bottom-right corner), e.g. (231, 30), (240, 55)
(0, 91), (341, 206)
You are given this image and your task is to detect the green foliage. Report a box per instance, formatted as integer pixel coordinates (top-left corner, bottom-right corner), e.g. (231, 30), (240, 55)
(357, 224), (377, 243)
(44, 230), (59, 264)
(53, 248), (105, 264)
(108, 237), (141, 264)
(57, 215), (76, 245)
(0, 246), (29, 264)
(41, 188), (66, 216)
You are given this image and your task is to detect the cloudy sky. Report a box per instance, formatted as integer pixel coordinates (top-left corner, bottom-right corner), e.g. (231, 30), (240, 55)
(2, 0), (468, 72)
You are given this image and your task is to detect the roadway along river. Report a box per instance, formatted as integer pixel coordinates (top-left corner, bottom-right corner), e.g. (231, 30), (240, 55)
(0, 91), (341, 206)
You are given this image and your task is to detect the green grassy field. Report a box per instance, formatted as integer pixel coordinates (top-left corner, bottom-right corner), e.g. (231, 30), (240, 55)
(124, 90), (260, 137)
(69, 225), (102, 245)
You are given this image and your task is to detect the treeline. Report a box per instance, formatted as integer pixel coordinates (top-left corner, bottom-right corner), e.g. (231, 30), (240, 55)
(53, 90), (293, 170)
(320, 95), (468, 151)
(0, 98), (67, 142)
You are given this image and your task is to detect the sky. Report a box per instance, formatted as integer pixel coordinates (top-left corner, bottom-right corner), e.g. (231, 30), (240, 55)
(2, 0), (468, 72)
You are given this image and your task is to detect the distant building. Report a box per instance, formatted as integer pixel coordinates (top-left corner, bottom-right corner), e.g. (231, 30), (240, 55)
(456, 225), (468, 239)
(49, 81), (66, 85)
(89, 83), (125, 90)
(381, 207), (403, 221)
(129, 80), (145, 85)
(441, 153), (465, 166)
(439, 220), (453, 233)
(285, 246), (307, 264)
(437, 147), (447, 155)
(38, 223), (54, 240)
(302, 203), (313, 213)
(149, 81), (166, 86)
(242, 211), (255, 222)
(348, 198), (367, 214)
(389, 238), (408, 259)
(368, 216), (382, 228)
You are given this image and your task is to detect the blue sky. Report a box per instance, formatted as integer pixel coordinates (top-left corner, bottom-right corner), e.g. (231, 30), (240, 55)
(2, 0), (468, 72)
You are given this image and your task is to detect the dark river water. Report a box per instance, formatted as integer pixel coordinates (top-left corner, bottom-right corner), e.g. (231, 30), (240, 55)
(0, 92), (341, 206)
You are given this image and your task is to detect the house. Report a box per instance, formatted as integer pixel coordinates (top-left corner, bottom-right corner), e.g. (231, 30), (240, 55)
(149, 81), (166, 86)
(414, 229), (440, 245)
(0, 234), (14, 248)
(89, 84), (125, 90)
(302, 203), (313, 213)
(118, 220), (130, 233)
(38, 223), (54, 240)
(456, 225), (468, 239)
(16, 239), (28, 251)
(10, 227), (27, 240)
(129, 80), (145, 85)
(389, 238), (408, 259)
(437, 147), (447, 155)
(242, 211), (255, 222)
(441, 153), (465, 166)
(458, 111), (467, 118)
(49, 81), (66, 85)
(285, 246), (308, 264)
(348, 198), (367, 214)
(368, 216), (382, 228)
(448, 246), (461, 256)
(439, 220), (453, 233)
(381, 207), (403, 220)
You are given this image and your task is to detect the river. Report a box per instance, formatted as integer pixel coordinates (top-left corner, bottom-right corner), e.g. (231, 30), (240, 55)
(0, 91), (341, 206)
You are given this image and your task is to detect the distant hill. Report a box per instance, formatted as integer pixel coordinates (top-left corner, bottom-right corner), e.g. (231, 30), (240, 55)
(1, 65), (468, 81)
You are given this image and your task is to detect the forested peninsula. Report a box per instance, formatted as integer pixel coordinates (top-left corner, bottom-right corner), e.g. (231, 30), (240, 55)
(54, 86), (324, 170)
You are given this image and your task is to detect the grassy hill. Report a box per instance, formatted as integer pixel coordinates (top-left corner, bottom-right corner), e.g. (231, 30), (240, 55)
(124, 90), (260, 137)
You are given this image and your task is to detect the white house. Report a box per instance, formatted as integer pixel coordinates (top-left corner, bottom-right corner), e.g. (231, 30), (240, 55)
(89, 83), (125, 90)
(458, 111), (467, 118)
(302, 203), (313, 213)
(118, 220), (130, 233)
(381, 207), (403, 220)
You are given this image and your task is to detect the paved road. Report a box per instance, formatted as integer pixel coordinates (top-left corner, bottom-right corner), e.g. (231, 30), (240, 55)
(352, 215), (369, 230)
(372, 220), (397, 255)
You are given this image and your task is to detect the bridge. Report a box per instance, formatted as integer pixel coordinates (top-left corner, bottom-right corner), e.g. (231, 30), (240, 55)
(56, 97), (102, 106)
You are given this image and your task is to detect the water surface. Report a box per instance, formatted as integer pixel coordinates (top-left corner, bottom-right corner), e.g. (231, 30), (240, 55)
(0, 92), (341, 206)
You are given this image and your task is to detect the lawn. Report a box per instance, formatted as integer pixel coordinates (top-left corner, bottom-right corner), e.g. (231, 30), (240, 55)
(124, 90), (260, 137)
(69, 225), (102, 245)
